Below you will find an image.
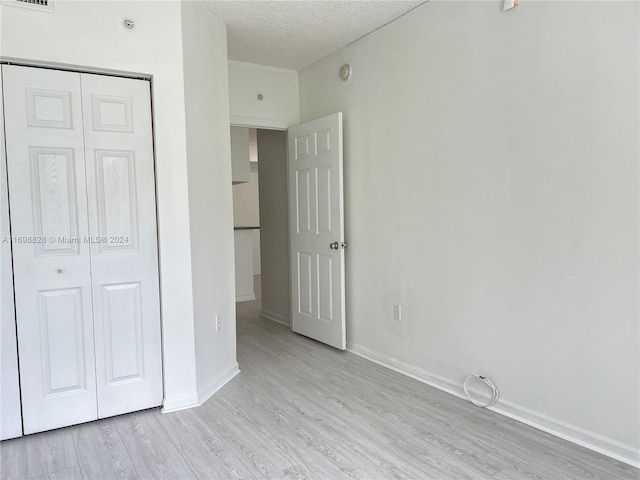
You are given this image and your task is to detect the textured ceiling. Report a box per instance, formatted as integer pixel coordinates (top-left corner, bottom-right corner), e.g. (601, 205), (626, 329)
(206, 1), (426, 70)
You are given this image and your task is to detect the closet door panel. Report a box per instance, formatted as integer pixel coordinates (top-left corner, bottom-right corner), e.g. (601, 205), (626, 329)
(2, 65), (97, 434)
(0, 68), (24, 440)
(81, 73), (162, 418)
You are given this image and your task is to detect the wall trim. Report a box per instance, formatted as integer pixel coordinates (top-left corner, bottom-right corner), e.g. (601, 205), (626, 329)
(346, 342), (640, 469)
(230, 115), (290, 130)
(162, 393), (199, 414)
(260, 308), (289, 327)
(162, 364), (241, 414)
(236, 294), (256, 302)
(0, 57), (150, 80)
(197, 363), (241, 406)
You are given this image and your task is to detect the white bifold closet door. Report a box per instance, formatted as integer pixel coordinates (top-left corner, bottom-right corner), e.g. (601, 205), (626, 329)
(80, 73), (162, 419)
(3, 65), (162, 434)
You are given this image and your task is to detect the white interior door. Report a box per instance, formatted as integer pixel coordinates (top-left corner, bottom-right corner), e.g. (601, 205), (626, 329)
(288, 113), (346, 350)
(80, 73), (162, 418)
(3, 65), (98, 434)
(0, 68), (24, 440)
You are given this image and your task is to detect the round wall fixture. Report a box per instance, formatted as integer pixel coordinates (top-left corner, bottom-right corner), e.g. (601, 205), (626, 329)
(122, 18), (135, 30)
(257, 93), (264, 101)
(339, 64), (351, 81)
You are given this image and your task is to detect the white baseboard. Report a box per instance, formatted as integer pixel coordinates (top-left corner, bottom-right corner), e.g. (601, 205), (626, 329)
(197, 363), (241, 406)
(162, 364), (240, 414)
(161, 393), (199, 414)
(346, 342), (640, 469)
(260, 308), (289, 327)
(236, 294), (256, 302)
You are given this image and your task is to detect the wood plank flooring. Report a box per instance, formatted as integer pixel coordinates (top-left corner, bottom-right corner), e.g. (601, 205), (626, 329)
(2, 286), (638, 479)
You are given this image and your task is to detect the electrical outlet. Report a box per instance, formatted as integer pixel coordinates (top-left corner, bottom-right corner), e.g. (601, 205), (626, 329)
(393, 304), (402, 322)
(216, 315), (222, 332)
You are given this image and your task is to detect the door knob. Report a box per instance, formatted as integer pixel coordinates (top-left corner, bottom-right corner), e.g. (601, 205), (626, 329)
(56, 267), (64, 274)
(330, 242), (339, 250)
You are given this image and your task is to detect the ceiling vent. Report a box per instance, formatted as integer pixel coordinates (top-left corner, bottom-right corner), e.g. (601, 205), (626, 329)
(3, 0), (53, 12)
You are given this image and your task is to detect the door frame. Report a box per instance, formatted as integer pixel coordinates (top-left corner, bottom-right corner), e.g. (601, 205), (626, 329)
(0, 58), (166, 405)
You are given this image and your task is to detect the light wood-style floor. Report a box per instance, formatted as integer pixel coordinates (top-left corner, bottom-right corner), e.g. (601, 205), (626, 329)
(1, 282), (638, 479)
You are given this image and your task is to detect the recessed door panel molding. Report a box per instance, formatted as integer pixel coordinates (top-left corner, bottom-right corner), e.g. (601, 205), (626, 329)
(295, 135), (310, 161)
(317, 254), (334, 323)
(315, 129), (331, 155)
(315, 165), (332, 234)
(3, 64), (98, 434)
(94, 149), (138, 253)
(0, 68), (24, 441)
(288, 113), (346, 350)
(91, 94), (134, 133)
(38, 288), (87, 396)
(296, 169), (311, 234)
(81, 72), (162, 419)
(26, 88), (73, 129)
(102, 282), (144, 385)
(31, 147), (80, 256)
(297, 252), (313, 316)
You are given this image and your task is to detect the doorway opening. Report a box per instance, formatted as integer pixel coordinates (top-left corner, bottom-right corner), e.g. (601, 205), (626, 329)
(231, 113), (346, 350)
(232, 127), (290, 327)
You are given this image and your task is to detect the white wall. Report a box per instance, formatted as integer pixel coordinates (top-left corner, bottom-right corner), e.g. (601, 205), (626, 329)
(180, 1), (239, 403)
(257, 130), (290, 325)
(229, 60), (299, 129)
(233, 162), (261, 274)
(234, 230), (256, 302)
(299, 0), (639, 465)
(252, 230), (261, 276)
(0, 0), (237, 412)
(233, 164), (260, 226)
(230, 126), (250, 183)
